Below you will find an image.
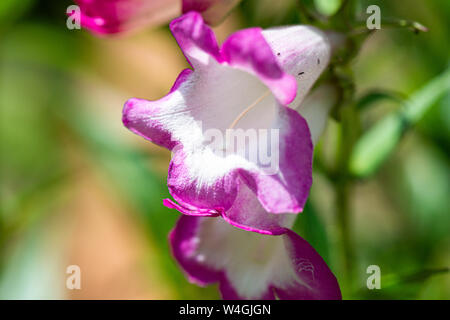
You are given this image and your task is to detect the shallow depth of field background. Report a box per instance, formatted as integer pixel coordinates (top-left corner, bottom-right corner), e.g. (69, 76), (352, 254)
(0, 0), (449, 299)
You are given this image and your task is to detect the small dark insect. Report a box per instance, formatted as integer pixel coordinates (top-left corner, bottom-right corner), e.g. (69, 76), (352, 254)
(298, 72), (305, 76)
(277, 52), (281, 56)
(317, 58), (320, 65)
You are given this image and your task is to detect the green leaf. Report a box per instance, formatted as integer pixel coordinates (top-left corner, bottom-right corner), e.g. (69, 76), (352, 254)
(356, 267), (450, 299)
(350, 68), (450, 177)
(349, 113), (405, 177)
(404, 69), (450, 123)
(356, 90), (406, 111)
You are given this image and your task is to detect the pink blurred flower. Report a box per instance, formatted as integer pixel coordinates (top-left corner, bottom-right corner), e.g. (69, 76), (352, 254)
(73, 0), (180, 35)
(72, 0), (241, 35)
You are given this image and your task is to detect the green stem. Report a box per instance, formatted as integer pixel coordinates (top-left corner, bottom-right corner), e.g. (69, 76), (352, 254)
(0, 217), (6, 279)
(336, 176), (354, 286)
(296, 0), (327, 25)
(334, 100), (359, 292)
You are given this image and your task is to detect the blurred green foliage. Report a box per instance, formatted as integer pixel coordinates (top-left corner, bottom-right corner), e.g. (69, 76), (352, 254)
(350, 68), (450, 177)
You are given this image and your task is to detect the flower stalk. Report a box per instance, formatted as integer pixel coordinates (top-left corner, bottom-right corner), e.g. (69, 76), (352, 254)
(334, 103), (359, 291)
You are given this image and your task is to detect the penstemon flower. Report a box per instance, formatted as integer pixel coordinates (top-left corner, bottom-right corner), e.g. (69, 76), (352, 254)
(122, 12), (341, 299)
(123, 12), (331, 233)
(169, 85), (340, 300)
(170, 211), (341, 299)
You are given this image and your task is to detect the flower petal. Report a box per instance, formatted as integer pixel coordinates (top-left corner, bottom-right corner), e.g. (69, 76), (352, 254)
(169, 215), (222, 285)
(262, 25), (331, 107)
(274, 229), (342, 300)
(220, 179), (295, 235)
(170, 215), (341, 300)
(170, 11), (222, 68)
(122, 69), (195, 150)
(297, 83), (337, 145)
(221, 28), (297, 104)
(239, 105), (313, 214)
(163, 198), (219, 217)
(167, 147), (240, 214)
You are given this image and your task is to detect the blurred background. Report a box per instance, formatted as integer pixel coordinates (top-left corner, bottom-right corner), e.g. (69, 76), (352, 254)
(0, 0), (448, 299)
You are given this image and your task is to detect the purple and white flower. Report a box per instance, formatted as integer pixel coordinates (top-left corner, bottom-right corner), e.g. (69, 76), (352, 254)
(123, 12), (331, 234)
(170, 212), (341, 299)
